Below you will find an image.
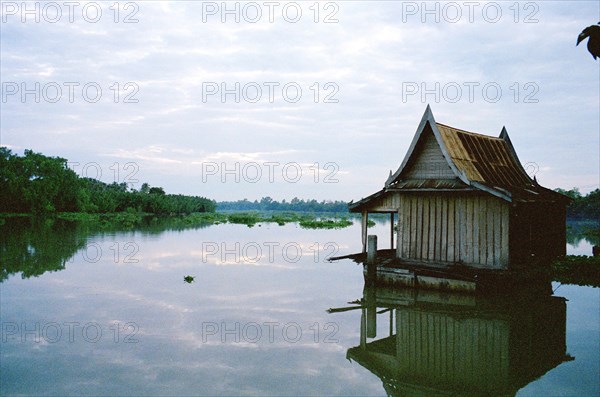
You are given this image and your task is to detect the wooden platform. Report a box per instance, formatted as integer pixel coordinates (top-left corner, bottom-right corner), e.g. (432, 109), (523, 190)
(329, 249), (552, 294)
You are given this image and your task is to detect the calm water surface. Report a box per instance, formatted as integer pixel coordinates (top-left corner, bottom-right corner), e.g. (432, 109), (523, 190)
(1, 218), (598, 396)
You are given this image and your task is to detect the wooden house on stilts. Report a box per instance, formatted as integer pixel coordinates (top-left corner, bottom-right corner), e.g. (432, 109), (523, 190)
(346, 106), (570, 292)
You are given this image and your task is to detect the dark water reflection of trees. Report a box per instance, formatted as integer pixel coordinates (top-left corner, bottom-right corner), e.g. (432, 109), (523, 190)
(0, 218), (86, 282)
(0, 216), (213, 282)
(566, 219), (599, 246)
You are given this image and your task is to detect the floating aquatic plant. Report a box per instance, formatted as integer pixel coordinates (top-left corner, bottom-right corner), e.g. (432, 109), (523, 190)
(184, 275), (195, 283)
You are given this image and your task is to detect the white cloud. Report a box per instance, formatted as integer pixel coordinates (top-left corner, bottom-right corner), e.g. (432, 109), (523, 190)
(1, 1), (598, 198)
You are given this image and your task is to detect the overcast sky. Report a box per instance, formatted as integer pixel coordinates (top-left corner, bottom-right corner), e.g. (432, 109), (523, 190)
(1, 1), (599, 202)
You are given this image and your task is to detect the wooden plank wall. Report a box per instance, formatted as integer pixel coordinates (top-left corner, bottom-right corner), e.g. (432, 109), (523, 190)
(397, 194), (509, 268)
(403, 127), (455, 179)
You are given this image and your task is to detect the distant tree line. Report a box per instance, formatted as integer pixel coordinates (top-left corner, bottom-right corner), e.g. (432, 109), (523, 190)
(222, 190), (600, 217)
(0, 148), (216, 214)
(217, 196), (349, 212)
(2, 148), (597, 219)
(554, 188), (600, 219)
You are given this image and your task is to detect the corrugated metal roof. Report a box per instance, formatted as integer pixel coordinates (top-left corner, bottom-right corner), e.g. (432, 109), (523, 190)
(436, 123), (533, 189)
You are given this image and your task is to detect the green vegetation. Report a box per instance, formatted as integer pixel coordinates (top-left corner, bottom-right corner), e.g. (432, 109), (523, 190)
(567, 220), (600, 246)
(0, 148), (215, 215)
(183, 275), (195, 283)
(209, 211), (354, 229)
(550, 255), (600, 287)
(555, 187), (600, 220)
(56, 210), (151, 228)
(227, 212), (265, 226)
(1, 209), (355, 232)
(54, 211), (229, 230)
(299, 218), (353, 229)
(178, 212), (228, 225)
(0, 148), (355, 230)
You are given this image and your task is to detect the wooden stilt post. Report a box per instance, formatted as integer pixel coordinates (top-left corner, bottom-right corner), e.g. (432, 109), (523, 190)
(367, 235), (377, 286)
(365, 285), (377, 339)
(361, 211), (368, 253)
(367, 235), (377, 264)
(390, 212), (394, 249)
(360, 308), (366, 349)
(396, 209), (402, 260)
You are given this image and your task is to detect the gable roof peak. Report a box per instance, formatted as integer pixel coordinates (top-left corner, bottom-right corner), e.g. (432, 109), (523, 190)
(422, 104), (436, 125)
(499, 126), (510, 140)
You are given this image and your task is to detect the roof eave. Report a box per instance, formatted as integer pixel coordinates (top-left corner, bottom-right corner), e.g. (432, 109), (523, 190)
(470, 181), (513, 202)
(348, 189), (387, 212)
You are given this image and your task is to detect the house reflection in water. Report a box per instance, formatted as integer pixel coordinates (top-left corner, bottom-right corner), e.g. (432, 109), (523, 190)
(344, 286), (573, 396)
